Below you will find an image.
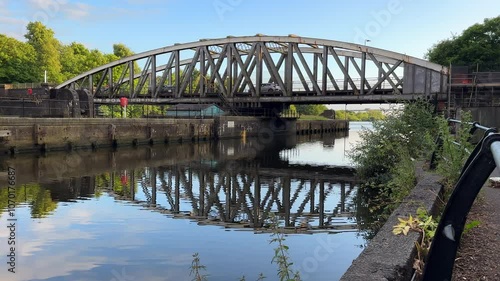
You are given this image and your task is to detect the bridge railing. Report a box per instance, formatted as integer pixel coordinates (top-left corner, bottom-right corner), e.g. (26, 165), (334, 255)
(252, 77), (398, 93)
(451, 72), (500, 86)
(423, 119), (500, 280)
(0, 97), (84, 118)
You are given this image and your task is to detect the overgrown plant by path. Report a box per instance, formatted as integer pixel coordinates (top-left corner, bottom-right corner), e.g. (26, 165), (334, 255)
(434, 111), (474, 190)
(349, 100), (438, 229)
(392, 208), (437, 277)
(269, 213), (301, 281)
(349, 100), (437, 186)
(189, 213), (300, 281)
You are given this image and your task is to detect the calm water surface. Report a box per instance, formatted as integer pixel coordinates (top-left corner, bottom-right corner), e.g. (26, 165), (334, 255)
(0, 122), (374, 281)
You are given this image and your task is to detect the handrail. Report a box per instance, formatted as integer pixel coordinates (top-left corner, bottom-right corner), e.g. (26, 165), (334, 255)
(423, 119), (500, 280)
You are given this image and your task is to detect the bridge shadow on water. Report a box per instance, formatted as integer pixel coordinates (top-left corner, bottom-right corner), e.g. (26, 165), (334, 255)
(0, 132), (380, 235)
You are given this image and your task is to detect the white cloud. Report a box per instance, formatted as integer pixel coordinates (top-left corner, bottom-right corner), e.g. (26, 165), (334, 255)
(28, 0), (91, 20)
(0, 0), (8, 15)
(0, 16), (26, 25)
(63, 2), (90, 19)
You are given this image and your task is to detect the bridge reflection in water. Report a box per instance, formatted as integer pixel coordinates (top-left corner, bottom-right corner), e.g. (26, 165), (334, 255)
(109, 165), (357, 233)
(2, 132), (358, 234)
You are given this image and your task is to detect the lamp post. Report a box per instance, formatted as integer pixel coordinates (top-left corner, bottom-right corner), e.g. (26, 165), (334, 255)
(364, 39), (371, 46)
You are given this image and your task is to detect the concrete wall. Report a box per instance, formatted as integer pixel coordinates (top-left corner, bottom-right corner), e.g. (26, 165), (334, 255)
(296, 120), (349, 134)
(0, 118), (214, 153)
(0, 117), (348, 154)
(462, 107), (500, 128)
(340, 165), (443, 281)
(216, 116), (298, 139)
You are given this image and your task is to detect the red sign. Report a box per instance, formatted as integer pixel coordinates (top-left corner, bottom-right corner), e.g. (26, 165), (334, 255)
(120, 97), (128, 107)
(27, 88), (33, 95)
(120, 175), (128, 185)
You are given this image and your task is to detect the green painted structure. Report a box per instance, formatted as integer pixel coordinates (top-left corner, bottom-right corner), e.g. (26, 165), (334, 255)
(165, 104), (225, 118)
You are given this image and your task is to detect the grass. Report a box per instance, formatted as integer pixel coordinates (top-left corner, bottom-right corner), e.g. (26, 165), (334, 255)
(298, 115), (329, 120)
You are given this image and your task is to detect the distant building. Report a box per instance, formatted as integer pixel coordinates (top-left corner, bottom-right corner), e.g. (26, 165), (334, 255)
(165, 104), (225, 118)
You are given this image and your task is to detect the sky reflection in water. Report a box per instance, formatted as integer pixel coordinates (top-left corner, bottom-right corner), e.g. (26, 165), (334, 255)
(0, 123), (372, 281)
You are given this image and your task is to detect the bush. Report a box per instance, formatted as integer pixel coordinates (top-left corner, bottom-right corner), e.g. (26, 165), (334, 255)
(349, 100), (438, 233)
(435, 111), (474, 189)
(349, 100), (437, 185)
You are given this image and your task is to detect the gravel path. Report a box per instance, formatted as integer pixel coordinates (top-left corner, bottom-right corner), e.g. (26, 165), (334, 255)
(452, 170), (500, 281)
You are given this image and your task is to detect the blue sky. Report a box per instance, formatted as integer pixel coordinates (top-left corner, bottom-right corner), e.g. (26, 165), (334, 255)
(1, 0), (499, 60)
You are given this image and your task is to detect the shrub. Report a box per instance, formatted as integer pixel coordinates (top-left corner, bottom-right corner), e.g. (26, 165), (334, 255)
(349, 99), (437, 185)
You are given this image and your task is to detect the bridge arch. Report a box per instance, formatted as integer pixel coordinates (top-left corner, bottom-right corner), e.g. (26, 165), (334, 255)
(56, 35), (448, 105)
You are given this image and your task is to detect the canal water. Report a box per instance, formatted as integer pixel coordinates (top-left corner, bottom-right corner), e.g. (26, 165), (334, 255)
(0, 122), (374, 281)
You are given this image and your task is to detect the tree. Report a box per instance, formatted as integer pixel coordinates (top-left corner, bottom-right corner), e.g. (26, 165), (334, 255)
(426, 16), (500, 71)
(0, 35), (38, 83)
(294, 104), (328, 115)
(25, 21), (63, 83)
(113, 43), (134, 58)
(60, 42), (91, 80)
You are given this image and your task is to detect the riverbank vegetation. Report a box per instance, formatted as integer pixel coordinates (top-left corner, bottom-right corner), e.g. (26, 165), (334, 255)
(291, 104), (386, 121)
(335, 109), (385, 121)
(426, 16), (500, 71)
(0, 22), (137, 84)
(350, 99), (475, 276)
(350, 100), (473, 231)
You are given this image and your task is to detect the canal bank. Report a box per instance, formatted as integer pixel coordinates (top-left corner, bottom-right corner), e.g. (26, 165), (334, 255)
(340, 163), (443, 281)
(0, 116), (348, 154)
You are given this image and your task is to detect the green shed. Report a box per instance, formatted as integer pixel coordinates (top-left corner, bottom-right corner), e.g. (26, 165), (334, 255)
(165, 104), (225, 118)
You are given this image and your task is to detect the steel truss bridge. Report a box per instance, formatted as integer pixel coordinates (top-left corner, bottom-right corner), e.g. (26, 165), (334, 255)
(56, 35), (449, 107)
(103, 164), (359, 233)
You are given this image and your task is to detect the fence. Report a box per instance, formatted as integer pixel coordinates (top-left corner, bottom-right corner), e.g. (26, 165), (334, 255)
(96, 104), (301, 119)
(0, 97), (80, 118)
(423, 118), (500, 280)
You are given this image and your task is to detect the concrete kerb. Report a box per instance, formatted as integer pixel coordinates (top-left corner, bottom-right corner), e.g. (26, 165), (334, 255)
(340, 163), (443, 281)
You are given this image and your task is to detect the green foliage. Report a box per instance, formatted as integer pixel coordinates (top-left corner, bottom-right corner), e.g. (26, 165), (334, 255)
(426, 16), (500, 71)
(113, 43), (135, 58)
(0, 35), (38, 83)
(298, 115), (329, 121)
(386, 149), (417, 203)
(294, 104), (327, 116)
(349, 100), (436, 185)
(269, 213), (301, 281)
(435, 111), (474, 189)
(0, 184), (57, 218)
(393, 208), (437, 276)
(189, 213), (301, 281)
(97, 104), (165, 118)
(59, 42), (120, 81)
(463, 220), (481, 235)
(25, 21), (63, 83)
(350, 101), (437, 237)
(0, 22), (137, 85)
(336, 110), (385, 121)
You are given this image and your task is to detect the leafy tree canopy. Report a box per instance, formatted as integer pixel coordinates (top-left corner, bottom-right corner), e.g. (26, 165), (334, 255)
(0, 34), (38, 83)
(0, 22), (135, 84)
(294, 104), (328, 115)
(426, 16), (500, 71)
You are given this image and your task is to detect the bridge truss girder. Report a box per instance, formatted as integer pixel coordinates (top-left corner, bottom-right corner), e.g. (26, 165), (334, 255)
(57, 35), (448, 103)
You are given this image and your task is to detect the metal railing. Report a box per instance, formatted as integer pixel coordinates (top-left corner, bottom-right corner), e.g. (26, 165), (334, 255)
(0, 97), (81, 118)
(451, 72), (500, 86)
(95, 105), (301, 119)
(423, 119), (500, 280)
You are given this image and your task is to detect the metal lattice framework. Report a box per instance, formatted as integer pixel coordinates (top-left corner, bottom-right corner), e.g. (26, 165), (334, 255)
(107, 164), (359, 233)
(56, 35), (449, 105)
